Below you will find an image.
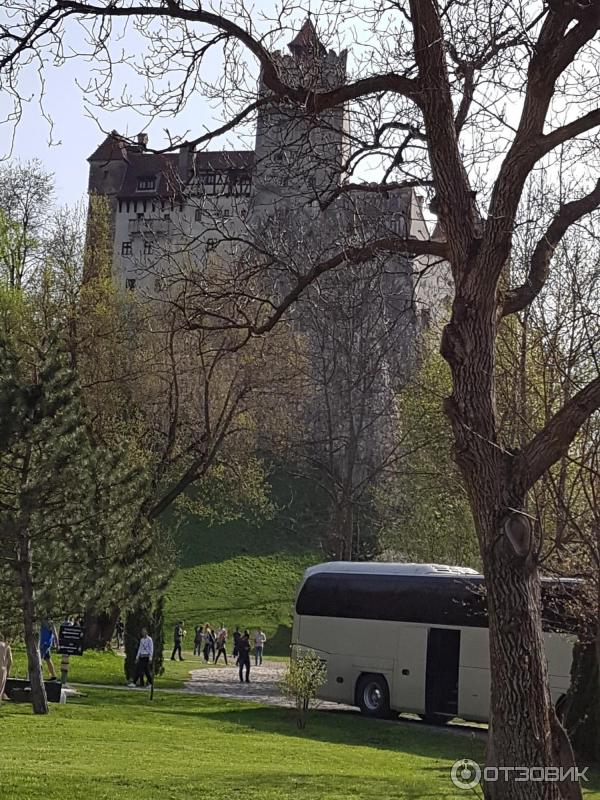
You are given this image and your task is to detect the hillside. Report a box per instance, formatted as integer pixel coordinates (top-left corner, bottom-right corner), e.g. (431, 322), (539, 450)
(164, 478), (325, 656)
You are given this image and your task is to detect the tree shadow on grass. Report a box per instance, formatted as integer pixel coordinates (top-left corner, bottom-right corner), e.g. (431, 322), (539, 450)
(137, 696), (485, 762)
(67, 770), (459, 800)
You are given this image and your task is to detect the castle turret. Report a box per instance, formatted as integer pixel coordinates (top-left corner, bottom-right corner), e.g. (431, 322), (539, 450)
(87, 131), (130, 196)
(252, 18), (350, 210)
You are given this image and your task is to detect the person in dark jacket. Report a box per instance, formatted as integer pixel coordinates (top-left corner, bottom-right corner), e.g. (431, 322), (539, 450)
(232, 626), (241, 664)
(237, 630), (251, 683)
(214, 625), (228, 665)
(193, 625), (203, 656)
(170, 621), (185, 661)
(202, 623), (214, 663)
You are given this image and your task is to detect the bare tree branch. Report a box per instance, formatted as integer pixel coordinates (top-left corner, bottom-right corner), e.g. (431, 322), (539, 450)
(502, 179), (600, 317)
(517, 376), (600, 491)
(3, 2), (422, 111)
(540, 108), (600, 155)
(248, 238), (447, 335)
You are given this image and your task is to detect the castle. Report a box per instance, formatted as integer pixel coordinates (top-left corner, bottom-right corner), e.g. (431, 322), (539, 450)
(86, 19), (449, 557)
(87, 18), (445, 312)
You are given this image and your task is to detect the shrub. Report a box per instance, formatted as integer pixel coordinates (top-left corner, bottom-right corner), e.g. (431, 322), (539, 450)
(280, 648), (327, 729)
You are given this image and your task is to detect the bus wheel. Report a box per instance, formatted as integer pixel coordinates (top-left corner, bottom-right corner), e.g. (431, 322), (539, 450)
(419, 713), (450, 726)
(356, 674), (391, 718)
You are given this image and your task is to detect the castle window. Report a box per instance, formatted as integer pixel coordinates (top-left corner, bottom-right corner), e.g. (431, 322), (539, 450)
(143, 241), (153, 255)
(240, 177), (251, 195)
(203, 173), (216, 185)
(206, 239), (217, 252)
(121, 241), (132, 255)
(137, 175), (156, 191)
(222, 209), (231, 218)
(194, 208), (203, 221)
(125, 278), (136, 290)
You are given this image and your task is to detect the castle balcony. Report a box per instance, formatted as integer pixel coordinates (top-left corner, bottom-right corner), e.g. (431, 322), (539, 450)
(128, 217), (172, 237)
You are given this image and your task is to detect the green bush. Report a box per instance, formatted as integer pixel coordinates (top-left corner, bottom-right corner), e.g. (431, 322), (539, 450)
(280, 648), (327, 729)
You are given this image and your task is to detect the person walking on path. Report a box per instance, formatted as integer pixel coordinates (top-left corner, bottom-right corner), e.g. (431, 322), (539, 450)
(130, 628), (153, 687)
(170, 621), (185, 661)
(0, 634), (13, 703)
(237, 630), (251, 683)
(214, 625), (228, 665)
(39, 619), (59, 680)
(254, 629), (267, 666)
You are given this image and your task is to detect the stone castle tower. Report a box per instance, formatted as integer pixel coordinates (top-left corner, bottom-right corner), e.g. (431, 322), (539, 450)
(252, 18), (350, 210)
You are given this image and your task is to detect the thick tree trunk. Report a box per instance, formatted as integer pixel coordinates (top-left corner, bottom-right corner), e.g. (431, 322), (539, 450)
(483, 536), (579, 799)
(82, 607), (119, 650)
(443, 292), (581, 800)
(17, 533), (48, 715)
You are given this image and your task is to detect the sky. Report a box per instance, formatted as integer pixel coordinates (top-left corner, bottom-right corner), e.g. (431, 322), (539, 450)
(0, 2), (291, 206)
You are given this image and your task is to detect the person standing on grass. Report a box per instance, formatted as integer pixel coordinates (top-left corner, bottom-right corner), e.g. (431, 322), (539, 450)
(193, 625), (203, 656)
(254, 629), (267, 666)
(130, 628), (153, 687)
(214, 625), (228, 665)
(39, 619), (59, 681)
(0, 634), (13, 703)
(237, 630), (251, 683)
(170, 620), (185, 661)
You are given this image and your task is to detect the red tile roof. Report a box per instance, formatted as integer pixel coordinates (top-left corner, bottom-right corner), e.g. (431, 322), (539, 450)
(88, 135), (254, 197)
(88, 131), (130, 163)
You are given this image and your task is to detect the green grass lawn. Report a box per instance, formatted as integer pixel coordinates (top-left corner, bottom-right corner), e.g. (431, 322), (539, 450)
(0, 689), (490, 800)
(3, 690), (597, 800)
(8, 646), (216, 689)
(164, 475), (326, 655)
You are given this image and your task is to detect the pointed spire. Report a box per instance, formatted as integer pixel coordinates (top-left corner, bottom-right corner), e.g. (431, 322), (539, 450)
(288, 17), (326, 58)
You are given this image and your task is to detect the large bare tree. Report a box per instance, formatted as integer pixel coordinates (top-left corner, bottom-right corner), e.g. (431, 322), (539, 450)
(3, 2), (600, 796)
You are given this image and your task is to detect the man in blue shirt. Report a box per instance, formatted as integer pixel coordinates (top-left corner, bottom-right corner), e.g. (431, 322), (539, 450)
(39, 619), (58, 680)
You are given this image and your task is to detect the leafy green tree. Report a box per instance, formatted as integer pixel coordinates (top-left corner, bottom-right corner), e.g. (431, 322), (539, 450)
(0, 297), (150, 712)
(0, 160), (53, 288)
(378, 345), (478, 568)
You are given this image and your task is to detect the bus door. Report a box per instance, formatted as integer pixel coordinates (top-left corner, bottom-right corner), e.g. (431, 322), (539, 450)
(425, 628), (460, 718)
(392, 625), (427, 713)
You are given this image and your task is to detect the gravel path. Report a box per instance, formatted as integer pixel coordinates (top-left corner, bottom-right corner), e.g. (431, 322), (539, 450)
(184, 660), (354, 711)
(183, 661), (486, 738)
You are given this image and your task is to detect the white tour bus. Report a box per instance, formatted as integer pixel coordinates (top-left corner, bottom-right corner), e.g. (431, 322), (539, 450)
(291, 562), (576, 723)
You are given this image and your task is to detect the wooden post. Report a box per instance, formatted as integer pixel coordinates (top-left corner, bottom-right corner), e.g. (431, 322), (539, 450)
(60, 654), (70, 686)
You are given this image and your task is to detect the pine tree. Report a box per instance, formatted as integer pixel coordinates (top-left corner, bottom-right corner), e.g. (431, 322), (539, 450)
(0, 323), (148, 713)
